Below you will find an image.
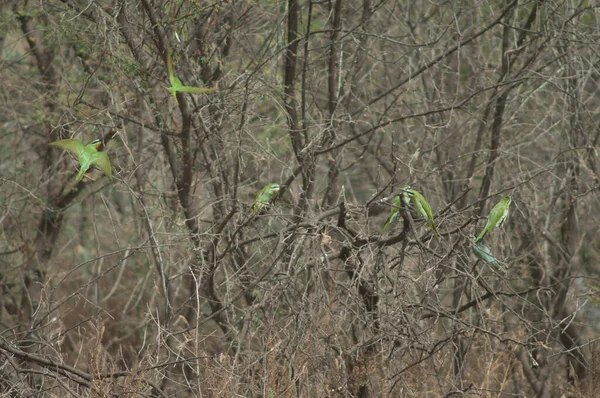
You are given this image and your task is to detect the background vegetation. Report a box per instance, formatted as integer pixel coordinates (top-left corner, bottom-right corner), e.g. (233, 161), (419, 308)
(1, 0), (599, 396)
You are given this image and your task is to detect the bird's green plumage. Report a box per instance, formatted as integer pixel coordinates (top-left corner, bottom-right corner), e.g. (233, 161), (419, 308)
(49, 138), (112, 181)
(401, 187), (439, 240)
(166, 49), (216, 101)
(250, 183), (280, 214)
(382, 195), (402, 232)
(474, 196), (511, 243)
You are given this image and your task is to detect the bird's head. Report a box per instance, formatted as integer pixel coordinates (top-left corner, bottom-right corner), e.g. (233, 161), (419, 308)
(400, 186), (415, 197)
(400, 187), (414, 205)
(89, 139), (103, 151)
(268, 183), (281, 193)
(502, 196), (512, 206)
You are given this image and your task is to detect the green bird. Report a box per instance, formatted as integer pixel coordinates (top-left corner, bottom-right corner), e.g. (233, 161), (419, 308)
(382, 195), (402, 232)
(401, 187), (439, 240)
(472, 241), (505, 272)
(166, 49), (216, 101)
(49, 138), (113, 181)
(474, 196), (511, 243)
(250, 183), (280, 214)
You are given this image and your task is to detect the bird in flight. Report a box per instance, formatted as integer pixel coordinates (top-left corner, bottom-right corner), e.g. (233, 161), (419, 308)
(49, 138), (112, 181)
(166, 49), (216, 101)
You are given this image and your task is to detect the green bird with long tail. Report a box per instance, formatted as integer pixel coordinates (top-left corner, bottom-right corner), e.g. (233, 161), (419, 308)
(382, 195), (402, 232)
(166, 49), (216, 101)
(49, 138), (112, 181)
(401, 187), (439, 240)
(250, 183), (280, 214)
(474, 196), (511, 243)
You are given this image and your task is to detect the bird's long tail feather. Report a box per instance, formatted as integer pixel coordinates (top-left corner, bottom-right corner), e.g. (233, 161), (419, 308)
(76, 167), (86, 181)
(474, 230), (485, 243)
(430, 221), (440, 240)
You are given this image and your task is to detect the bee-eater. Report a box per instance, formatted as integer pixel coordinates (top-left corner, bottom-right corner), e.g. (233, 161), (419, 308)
(250, 183), (280, 214)
(474, 196), (511, 243)
(382, 195), (402, 232)
(401, 187), (439, 240)
(166, 49), (216, 101)
(472, 241), (505, 272)
(49, 138), (112, 181)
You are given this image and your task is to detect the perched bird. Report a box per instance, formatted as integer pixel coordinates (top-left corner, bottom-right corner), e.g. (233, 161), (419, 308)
(472, 240), (504, 271)
(382, 195), (402, 232)
(49, 138), (113, 181)
(166, 49), (216, 101)
(250, 183), (280, 214)
(401, 187), (439, 240)
(474, 196), (511, 243)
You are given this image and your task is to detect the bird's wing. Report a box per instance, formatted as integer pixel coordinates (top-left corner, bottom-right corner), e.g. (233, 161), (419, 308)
(489, 205), (504, 229)
(497, 206), (509, 228)
(90, 152), (113, 180)
(166, 49), (177, 88)
(413, 197), (427, 219)
(420, 197), (434, 221)
(250, 189), (266, 213)
(49, 139), (85, 161)
(177, 86), (216, 94)
(383, 196), (402, 232)
(257, 191), (272, 203)
(250, 197), (266, 213)
(383, 209), (398, 232)
(255, 187), (267, 202)
(419, 198), (439, 239)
